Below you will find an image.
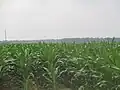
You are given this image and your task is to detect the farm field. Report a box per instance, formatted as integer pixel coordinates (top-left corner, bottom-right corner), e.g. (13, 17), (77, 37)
(0, 41), (120, 90)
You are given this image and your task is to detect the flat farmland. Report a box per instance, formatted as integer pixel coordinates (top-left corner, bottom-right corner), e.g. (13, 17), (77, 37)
(0, 41), (120, 90)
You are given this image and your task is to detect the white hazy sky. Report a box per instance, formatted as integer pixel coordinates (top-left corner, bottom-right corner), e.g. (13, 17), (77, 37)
(0, 0), (120, 40)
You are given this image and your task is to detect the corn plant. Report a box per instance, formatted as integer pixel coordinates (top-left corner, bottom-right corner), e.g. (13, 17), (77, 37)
(0, 41), (120, 90)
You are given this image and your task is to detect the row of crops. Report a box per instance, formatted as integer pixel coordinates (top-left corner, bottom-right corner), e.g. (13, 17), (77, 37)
(0, 41), (120, 90)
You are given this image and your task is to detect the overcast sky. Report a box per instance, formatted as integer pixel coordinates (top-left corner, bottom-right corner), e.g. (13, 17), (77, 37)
(0, 0), (120, 40)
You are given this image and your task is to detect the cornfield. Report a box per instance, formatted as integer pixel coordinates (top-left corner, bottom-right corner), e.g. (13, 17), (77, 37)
(0, 41), (120, 90)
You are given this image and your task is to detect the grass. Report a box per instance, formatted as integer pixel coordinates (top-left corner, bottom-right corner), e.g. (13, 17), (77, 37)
(0, 41), (120, 90)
